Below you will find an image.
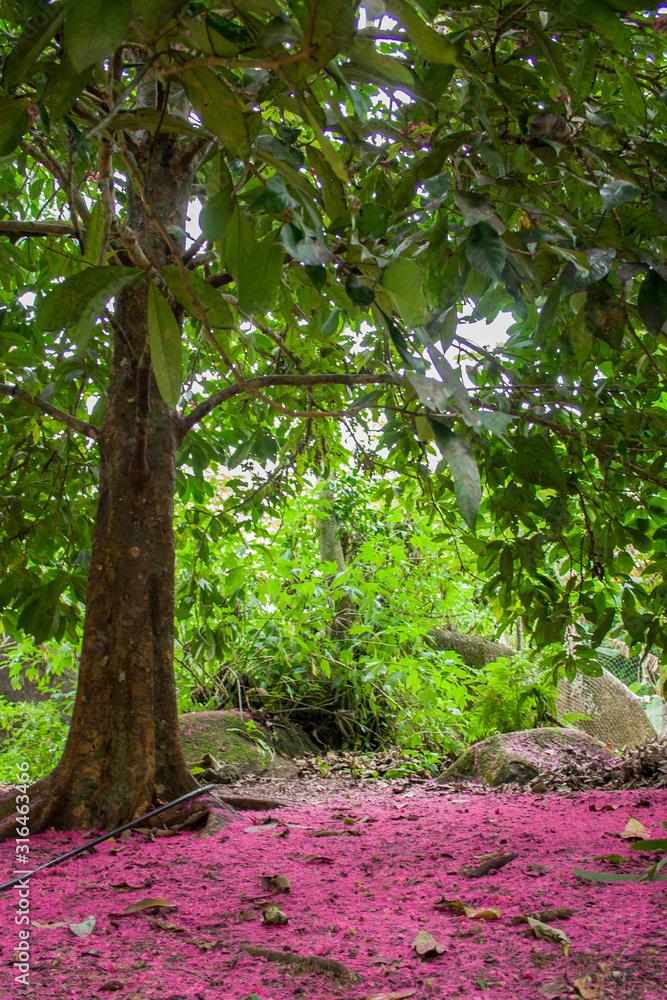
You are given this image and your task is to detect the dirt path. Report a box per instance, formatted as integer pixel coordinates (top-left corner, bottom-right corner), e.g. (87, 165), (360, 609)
(0, 774), (665, 999)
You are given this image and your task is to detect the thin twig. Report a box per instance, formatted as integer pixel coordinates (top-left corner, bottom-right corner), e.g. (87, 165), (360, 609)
(179, 373), (397, 439)
(160, 44), (316, 77)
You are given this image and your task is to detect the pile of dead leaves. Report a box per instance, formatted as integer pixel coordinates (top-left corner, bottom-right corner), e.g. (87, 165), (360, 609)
(291, 747), (453, 782)
(529, 738), (667, 793)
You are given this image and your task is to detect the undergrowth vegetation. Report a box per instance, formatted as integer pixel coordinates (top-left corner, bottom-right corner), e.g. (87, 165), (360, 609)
(173, 478), (558, 753)
(0, 481), (562, 782)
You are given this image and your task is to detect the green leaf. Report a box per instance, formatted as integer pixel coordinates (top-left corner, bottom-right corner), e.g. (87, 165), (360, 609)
(590, 607), (615, 647)
(638, 271), (667, 335)
(162, 267), (233, 329)
(384, 0), (457, 65)
(344, 40), (424, 98)
(536, 287), (561, 341)
(599, 180), (641, 209)
(570, 311), (594, 364)
(253, 174), (298, 214)
(381, 258), (429, 327)
(199, 191), (232, 242)
(376, 307), (425, 372)
(551, 0), (630, 55)
(84, 200), (106, 266)
(406, 371), (454, 411)
(616, 65), (645, 123)
(147, 282), (182, 410)
(477, 410), (514, 438)
(428, 420), (481, 531)
(36, 267), (139, 332)
(237, 232), (283, 315)
(306, 145), (347, 222)
(512, 436), (566, 492)
(41, 58), (92, 122)
(3, 2), (67, 89)
(280, 224), (333, 265)
(571, 35), (598, 101)
(465, 222), (506, 282)
(573, 868), (667, 883)
(65, 0), (132, 72)
(183, 68), (250, 160)
(298, 94), (348, 184)
(630, 839), (667, 852)
(220, 204), (255, 286)
(345, 273), (375, 306)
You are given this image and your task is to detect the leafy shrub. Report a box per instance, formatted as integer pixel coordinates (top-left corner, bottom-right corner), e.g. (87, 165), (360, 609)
(173, 479), (557, 756)
(464, 656), (557, 741)
(0, 699), (70, 783)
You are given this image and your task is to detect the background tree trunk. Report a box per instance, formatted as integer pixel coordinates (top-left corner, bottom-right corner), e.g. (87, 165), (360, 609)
(317, 488), (354, 641)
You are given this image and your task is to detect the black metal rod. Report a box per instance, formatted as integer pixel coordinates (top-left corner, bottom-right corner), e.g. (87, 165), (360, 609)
(0, 784), (216, 892)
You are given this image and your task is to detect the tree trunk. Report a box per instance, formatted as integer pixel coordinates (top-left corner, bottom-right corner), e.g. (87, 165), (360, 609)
(317, 488), (354, 641)
(0, 134), (217, 834)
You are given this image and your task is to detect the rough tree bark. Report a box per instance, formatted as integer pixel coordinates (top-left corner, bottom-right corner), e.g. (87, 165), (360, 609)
(0, 132), (227, 836)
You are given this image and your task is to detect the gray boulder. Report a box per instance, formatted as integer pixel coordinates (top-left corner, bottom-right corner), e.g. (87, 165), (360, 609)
(437, 727), (616, 787)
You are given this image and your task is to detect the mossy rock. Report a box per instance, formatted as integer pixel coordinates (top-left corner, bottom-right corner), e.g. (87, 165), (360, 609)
(429, 628), (514, 669)
(178, 710), (318, 779)
(437, 727), (617, 787)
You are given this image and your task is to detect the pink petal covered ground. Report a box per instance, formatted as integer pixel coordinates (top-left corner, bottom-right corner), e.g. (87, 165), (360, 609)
(1, 785), (665, 999)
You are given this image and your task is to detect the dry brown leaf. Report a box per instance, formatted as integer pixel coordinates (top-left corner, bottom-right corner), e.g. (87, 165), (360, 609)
(191, 938), (218, 951)
(619, 817), (650, 840)
(122, 897), (175, 915)
(525, 917), (571, 956)
(363, 991), (417, 1000)
(261, 903), (289, 926)
(244, 821), (280, 834)
(109, 879), (152, 891)
(412, 930), (445, 956)
(457, 925), (483, 938)
(463, 905), (501, 920)
(260, 874), (291, 893)
(144, 916), (184, 932)
(540, 983), (569, 999)
(461, 851), (517, 877)
(511, 908), (573, 926)
(301, 854), (334, 863)
(574, 976), (600, 998)
(434, 896), (467, 912)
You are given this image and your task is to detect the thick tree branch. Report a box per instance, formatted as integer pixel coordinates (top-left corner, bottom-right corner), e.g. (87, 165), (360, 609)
(179, 373), (398, 441)
(110, 218), (152, 269)
(0, 384), (99, 441)
(0, 220), (77, 239)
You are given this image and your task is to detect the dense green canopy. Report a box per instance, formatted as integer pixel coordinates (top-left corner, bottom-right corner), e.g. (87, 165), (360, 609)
(0, 0), (666, 690)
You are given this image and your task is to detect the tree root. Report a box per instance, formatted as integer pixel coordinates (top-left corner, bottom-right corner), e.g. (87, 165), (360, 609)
(0, 774), (60, 841)
(240, 943), (363, 983)
(218, 794), (287, 811)
(0, 770), (242, 842)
